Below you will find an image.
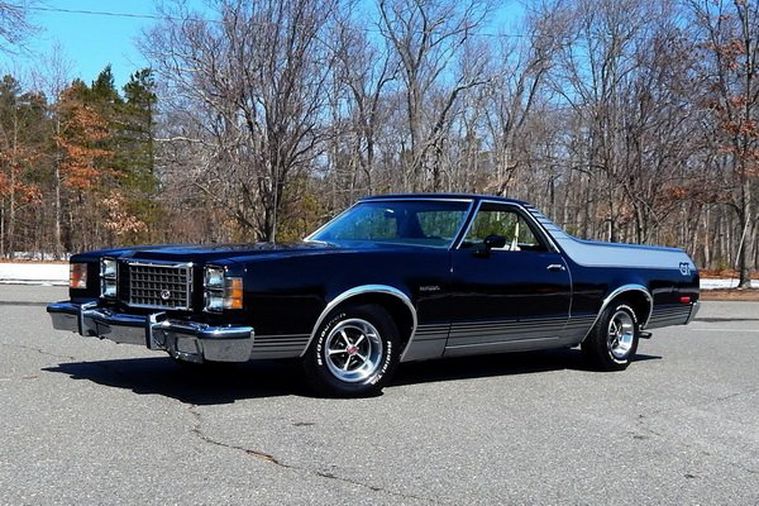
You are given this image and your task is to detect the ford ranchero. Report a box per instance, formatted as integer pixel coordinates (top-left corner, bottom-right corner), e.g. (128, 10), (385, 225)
(48, 194), (700, 396)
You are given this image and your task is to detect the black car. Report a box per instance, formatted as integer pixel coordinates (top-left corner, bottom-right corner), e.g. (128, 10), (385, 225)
(48, 193), (700, 396)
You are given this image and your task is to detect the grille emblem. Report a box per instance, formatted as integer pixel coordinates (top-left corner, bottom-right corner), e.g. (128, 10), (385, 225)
(160, 289), (172, 301)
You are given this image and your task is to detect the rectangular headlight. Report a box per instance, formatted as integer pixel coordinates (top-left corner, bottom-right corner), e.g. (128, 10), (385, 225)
(100, 257), (118, 298)
(205, 292), (224, 312)
(204, 266), (225, 289)
(69, 263), (88, 289)
(101, 279), (117, 298)
(101, 258), (117, 278)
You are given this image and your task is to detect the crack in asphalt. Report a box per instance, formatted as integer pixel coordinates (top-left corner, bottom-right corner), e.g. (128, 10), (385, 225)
(0, 374), (39, 382)
(712, 387), (759, 404)
(644, 386), (759, 418)
(635, 389), (759, 477)
(188, 405), (289, 467)
(0, 341), (135, 383)
(0, 301), (49, 307)
(187, 404), (435, 504)
(695, 317), (759, 322)
(4, 338), (430, 499)
(0, 341), (77, 362)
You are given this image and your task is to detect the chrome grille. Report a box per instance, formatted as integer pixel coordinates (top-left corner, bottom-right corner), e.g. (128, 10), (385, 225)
(127, 262), (193, 310)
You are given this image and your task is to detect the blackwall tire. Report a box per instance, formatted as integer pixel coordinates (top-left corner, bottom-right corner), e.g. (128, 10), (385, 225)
(303, 304), (400, 397)
(582, 303), (639, 371)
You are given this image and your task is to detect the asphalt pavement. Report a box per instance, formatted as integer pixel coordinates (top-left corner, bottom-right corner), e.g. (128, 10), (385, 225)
(1, 286), (758, 504)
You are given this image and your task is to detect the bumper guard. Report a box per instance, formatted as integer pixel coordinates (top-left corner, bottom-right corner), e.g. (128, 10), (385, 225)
(684, 300), (700, 325)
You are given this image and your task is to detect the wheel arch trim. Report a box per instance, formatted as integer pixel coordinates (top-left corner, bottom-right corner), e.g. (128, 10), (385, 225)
(299, 284), (418, 360)
(582, 283), (654, 342)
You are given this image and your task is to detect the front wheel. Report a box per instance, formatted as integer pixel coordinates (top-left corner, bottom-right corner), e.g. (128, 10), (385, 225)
(303, 304), (400, 397)
(582, 303), (639, 370)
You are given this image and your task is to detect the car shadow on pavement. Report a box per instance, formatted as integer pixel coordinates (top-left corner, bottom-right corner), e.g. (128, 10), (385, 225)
(392, 348), (661, 387)
(43, 349), (661, 403)
(43, 357), (307, 404)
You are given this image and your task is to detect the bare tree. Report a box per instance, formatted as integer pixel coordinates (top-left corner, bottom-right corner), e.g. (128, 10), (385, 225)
(144, 0), (338, 241)
(687, 0), (758, 288)
(332, 12), (397, 199)
(378, 0), (492, 191)
(31, 43), (72, 258)
(482, 0), (570, 197)
(0, 0), (753, 276)
(0, 1), (34, 54)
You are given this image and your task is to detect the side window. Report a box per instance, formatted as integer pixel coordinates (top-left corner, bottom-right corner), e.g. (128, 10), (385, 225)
(416, 210), (467, 241)
(463, 204), (546, 251)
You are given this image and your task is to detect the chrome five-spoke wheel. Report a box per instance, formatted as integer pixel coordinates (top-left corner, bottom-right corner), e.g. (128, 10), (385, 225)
(324, 318), (383, 382)
(304, 304), (400, 397)
(607, 309), (635, 360)
(582, 303), (639, 370)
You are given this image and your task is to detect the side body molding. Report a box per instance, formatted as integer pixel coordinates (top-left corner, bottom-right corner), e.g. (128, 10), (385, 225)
(582, 283), (654, 342)
(300, 284), (418, 360)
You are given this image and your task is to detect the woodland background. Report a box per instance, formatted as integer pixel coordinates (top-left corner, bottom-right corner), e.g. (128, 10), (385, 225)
(0, 0), (757, 286)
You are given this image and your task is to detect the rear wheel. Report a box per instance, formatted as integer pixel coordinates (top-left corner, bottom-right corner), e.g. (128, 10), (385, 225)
(582, 303), (639, 370)
(303, 304), (400, 397)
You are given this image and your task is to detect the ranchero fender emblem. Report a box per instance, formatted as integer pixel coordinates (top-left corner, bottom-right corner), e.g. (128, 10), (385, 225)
(160, 289), (172, 301)
(679, 262), (691, 276)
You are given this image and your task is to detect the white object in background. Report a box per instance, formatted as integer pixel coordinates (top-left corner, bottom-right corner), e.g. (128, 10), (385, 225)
(699, 278), (759, 290)
(0, 263), (69, 286)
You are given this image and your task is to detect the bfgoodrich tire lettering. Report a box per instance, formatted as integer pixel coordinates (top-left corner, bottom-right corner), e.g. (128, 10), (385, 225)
(303, 304), (400, 397)
(582, 303), (639, 371)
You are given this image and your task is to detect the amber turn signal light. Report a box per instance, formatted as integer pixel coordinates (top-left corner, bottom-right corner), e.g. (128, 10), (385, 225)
(69, 263), (88, 289)
(224, 277), (244, 310)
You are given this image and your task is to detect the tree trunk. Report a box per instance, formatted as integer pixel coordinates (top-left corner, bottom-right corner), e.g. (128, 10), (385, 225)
(736, 186), (752, 288)
(54, 116), (63, 259)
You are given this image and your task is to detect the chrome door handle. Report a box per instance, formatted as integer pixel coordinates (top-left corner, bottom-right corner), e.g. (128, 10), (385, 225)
(547, 264), (566, 272)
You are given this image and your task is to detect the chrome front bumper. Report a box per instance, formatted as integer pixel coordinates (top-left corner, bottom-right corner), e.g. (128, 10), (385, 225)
(47, 301), (254, 363)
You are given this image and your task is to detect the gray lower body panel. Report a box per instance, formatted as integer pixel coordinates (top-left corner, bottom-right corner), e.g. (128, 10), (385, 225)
(251, 334), (310, 359)
(404, 316), (596, 361)
(402, 323), (448, 362)
(558, 314), (596, 342)
(405, 303), (698, 362)
(646, 303), (696, 329)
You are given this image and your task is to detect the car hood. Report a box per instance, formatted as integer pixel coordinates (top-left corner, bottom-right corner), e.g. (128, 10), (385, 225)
(84, 241), (334, 262)
(76, 240), (425, 264)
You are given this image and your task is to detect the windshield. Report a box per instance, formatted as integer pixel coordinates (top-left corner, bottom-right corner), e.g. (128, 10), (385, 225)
(310, 200), (471, 248)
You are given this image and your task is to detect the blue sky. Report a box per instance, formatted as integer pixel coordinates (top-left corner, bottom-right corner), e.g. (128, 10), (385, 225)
(2, 0), (524, 90)
(2, 0), (203, 87)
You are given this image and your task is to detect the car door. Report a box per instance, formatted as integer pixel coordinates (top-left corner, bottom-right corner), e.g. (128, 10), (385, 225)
(446, 202), (571, 354)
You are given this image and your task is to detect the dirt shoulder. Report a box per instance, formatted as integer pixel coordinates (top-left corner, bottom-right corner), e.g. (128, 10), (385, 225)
(700, 289), (759, 302)
(700, 269), (759, 278)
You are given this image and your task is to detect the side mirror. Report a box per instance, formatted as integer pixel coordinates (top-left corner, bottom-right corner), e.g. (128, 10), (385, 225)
(473, 234), (507, 257)
(484, 234), (507, 249)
